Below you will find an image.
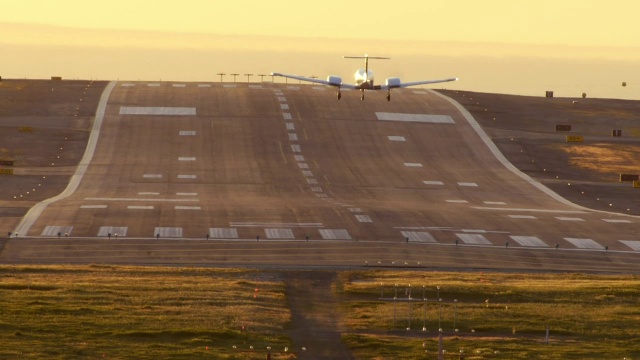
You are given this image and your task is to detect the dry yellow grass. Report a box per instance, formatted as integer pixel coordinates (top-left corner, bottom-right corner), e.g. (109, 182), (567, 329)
(552, 143), (640, 175)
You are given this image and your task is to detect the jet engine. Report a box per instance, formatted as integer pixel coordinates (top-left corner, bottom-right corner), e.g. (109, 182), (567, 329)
(385, 77), (402, 88)
(327, 75), (343, 86)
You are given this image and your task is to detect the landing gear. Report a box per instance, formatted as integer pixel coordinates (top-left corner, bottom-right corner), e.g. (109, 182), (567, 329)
(360, 90), (365, 101)
(337, 89), (341, 100)
(386, 90), (391, 102)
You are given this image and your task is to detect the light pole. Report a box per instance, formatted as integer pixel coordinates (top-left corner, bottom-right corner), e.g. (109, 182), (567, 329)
(407, 284), (412, 330)
(437, 286), (440, 300)
(231, 73), (239, 82)
(245, 73), (253, 83)
(422, 285), (427, 331)
(258, 74), (266, 82)
(438, 298), (442, 331)
(453, 299), (458, 331)
(217, 72), (225, 82)
(393, 284), (398, 328)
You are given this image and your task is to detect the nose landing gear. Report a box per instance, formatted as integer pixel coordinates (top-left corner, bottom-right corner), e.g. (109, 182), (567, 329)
(337, 89), (341, 100)
(387, 90), (391, 102)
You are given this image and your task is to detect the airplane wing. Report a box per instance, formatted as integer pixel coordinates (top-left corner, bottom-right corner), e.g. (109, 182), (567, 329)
(270, 72), (357, 89)
(381, 77), (458, 90)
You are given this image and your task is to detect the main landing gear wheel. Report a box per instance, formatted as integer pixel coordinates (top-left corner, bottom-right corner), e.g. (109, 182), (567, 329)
(386, 90), (391, 102)
(337, 90), (341, 100)
(360, 91), (365, 101)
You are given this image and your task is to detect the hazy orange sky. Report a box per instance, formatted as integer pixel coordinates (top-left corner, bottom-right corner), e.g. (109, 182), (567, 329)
(2, 1), (639, 98)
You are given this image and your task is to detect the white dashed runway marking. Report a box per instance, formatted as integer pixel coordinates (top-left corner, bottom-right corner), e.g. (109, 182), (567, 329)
(508, 215), (537, 219)
(286, 123), (295, 130)
(176, 192), (198, 196)
(556, 217), (585, 222)
(404, 163), (423, 167)
(355, 215), (373, 223)
(178, 157), (196, 161)
(175, 206), (201, 210)
(446, 200), (469, 204)
(147, 83), (160, 87)
(281, 104), (289, 110)
(484, 201), (506, 205)
(388, 136), (406, 141)
(289, 133), (298, 141)
(197, 84), (211, 88)
(139, 192), (160, 195)
(177, 174), (197, 179)
(423, 181), (444, 186)
(458, 182), (478, 187)
(179, 130), (196, 136)
(143, 174), (162, 179)
(223, 84), (236, 88)
(291, 144), (301, 153)
(172, 84), (186, 88)
(294, 155), (305, 161)
(80, 205), (107, 209)
(602, 219), (632, 223)
(128, 206), (154, 210)
(564, 238), (603, 249)
(283, 113), (292, 120)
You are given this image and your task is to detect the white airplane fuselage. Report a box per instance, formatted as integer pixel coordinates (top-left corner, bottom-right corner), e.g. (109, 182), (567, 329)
(354, 68), (375, 90)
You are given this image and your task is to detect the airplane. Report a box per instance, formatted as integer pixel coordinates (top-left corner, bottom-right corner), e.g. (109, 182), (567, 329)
(270, 54), (458, 101)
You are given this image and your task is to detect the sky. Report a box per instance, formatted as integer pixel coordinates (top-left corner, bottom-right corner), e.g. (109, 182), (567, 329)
(2, 0), (640, 98)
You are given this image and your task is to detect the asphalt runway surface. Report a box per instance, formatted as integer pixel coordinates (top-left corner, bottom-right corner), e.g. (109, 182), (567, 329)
(2, 82), (639, 271)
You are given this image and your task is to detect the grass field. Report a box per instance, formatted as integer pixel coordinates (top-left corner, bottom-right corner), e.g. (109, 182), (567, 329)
(0, 265), (292, 359)
(2, 266), (640, 359)
(338, 270), (640, 359)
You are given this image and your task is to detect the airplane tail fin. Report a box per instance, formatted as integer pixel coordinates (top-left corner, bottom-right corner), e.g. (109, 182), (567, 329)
(344, 54), (390, 74)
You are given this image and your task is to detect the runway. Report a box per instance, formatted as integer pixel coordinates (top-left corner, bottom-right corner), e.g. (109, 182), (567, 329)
(7, 82), (640, 267)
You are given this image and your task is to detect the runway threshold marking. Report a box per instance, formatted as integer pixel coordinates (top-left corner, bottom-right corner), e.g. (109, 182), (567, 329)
(473, 207), (587, 214)
(619, 240), (640, 251)
(42, 226), (74, 236)
(510, 236), (548, 247)
(564, 238), (603, 249)
(98, 226), (128, 237)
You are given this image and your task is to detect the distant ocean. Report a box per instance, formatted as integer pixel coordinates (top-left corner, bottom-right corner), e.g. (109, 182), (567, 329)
(3, 43), (639, 100)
